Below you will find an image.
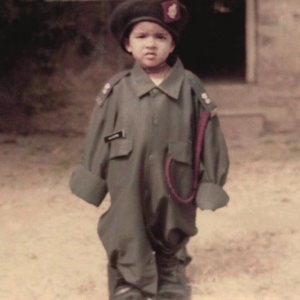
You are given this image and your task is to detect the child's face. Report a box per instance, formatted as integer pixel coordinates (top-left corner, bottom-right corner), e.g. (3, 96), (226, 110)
(125, 21), (175, 68)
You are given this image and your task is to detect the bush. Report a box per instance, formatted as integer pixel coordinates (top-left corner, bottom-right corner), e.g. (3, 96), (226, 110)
(0, 0), (103, 115)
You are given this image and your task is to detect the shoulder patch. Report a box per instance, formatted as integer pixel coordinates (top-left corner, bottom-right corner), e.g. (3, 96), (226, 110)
(186, 71), (216, 112)
(96, 70), (131, 106)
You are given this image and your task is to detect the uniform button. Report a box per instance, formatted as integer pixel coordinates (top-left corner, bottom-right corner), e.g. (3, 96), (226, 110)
(149, 154), (153, 161)
(153, 119), (158, 125)
(150, 88), (158, 97)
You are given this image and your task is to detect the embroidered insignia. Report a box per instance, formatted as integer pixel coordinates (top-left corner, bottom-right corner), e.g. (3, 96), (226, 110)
(104, 83), (111, 90)
(102, 83), (111, 95)
(104, 130), (126, 143)
(201, 92), (208, 99)
(96, 95), (103, 106)
(161, 1), (181, 23)
(201, 92), (211, 104)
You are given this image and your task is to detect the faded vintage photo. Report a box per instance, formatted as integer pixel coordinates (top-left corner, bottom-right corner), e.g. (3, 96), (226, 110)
(1, 1), (299, 300)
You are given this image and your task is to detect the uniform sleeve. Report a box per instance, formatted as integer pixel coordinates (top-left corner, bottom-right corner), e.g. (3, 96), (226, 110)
(195, 114), (230, 211)
(69, 99), (115, 207)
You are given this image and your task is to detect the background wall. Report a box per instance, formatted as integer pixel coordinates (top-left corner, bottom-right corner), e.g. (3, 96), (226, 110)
(0, 0), (299, 136)
(256, 0), (300, 95)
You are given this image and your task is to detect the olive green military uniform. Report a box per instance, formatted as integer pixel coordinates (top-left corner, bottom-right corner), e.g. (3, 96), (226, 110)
(70, 58), (229, 296)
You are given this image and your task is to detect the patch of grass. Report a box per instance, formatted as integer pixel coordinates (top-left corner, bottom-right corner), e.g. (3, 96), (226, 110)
(289, 146), (300, 153)
(262, 139), (276, 145)
(57, 158), (72, 169)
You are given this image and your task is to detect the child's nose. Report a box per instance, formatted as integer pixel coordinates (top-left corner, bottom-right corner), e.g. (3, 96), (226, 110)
(146, 37), (156, 48)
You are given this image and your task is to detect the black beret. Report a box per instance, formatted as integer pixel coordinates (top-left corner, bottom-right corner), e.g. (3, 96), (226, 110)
(110, 0), (189, 52)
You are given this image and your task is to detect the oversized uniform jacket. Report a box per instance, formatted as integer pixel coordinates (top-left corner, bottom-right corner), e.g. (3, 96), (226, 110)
(70, 58), (229, 295)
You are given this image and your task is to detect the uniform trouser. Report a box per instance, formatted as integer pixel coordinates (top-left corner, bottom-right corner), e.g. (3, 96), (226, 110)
(98, 179), (196, 296)
(106, 237), (192, 298)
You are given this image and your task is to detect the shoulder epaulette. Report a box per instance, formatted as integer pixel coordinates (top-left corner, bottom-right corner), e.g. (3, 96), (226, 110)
(186, 70), (216, 113)
(96, 69), (131, 106)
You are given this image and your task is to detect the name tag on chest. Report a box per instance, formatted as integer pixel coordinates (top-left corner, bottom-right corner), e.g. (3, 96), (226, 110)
(104, 130), (126, 143)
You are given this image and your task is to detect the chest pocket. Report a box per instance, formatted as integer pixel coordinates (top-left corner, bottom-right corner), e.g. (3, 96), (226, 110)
(109, 139), (133, 159)
(167, 140), (194, 200)
(107, 139), (133, 193)
(168, 141), (192, 166)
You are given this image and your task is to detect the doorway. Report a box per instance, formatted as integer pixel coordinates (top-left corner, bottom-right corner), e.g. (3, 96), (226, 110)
(178, 0), (249, 83)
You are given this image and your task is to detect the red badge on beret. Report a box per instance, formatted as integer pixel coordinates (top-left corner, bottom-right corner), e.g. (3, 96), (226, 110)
(161, 0), (181, 23)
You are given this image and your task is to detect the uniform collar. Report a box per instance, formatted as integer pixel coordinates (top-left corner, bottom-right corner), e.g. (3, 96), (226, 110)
(131, 58), (185, 100)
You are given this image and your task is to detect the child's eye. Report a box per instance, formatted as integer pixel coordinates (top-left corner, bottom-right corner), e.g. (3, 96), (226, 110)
(136, 34), (146, 39)
(156, 35), (167, 40)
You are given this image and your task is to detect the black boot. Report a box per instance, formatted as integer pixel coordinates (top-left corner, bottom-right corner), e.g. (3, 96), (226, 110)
(155, 252), (191, 300)
(111, 279), (147, 300)
(108, 265), (147, 300)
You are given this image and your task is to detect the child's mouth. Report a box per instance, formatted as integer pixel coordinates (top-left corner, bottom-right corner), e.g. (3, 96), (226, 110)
(145, 52), (156, 58)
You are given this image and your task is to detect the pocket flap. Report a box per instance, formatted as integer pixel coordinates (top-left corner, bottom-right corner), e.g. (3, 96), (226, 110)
(168, 141), (192, 165)
(109, 139), (133, 159)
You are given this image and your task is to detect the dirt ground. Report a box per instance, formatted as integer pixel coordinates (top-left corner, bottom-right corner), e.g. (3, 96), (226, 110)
(1, 128), (300, 300)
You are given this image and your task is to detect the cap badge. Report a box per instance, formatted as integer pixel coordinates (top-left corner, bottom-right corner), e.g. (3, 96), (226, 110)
(168, 4), (177, 19)
(161, 1), (181, 23)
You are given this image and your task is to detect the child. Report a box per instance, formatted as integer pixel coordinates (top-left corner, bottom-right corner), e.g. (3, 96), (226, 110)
(70, 1), (229, 299)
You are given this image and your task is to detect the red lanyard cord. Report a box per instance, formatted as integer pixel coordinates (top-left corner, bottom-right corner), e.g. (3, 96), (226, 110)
(165, 110), (210, 204)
